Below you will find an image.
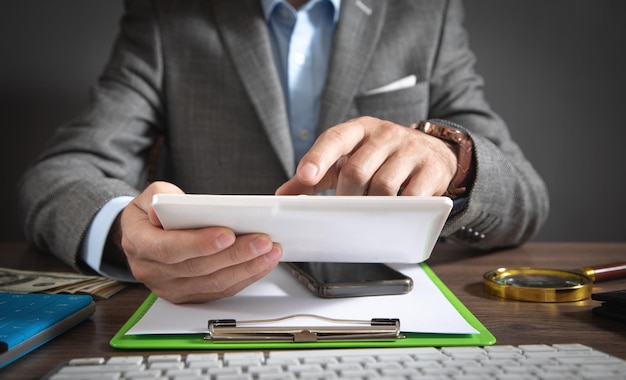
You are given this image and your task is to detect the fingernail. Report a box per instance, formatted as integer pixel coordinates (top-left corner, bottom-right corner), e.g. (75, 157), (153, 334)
(299, 162), (318, 182)
(216, 233), (235, 249)
(264, 246), (282, 262)
(250, 237), (272, 256)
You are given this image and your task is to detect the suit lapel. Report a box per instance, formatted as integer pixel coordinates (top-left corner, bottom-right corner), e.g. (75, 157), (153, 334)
(318, 0), (387, 132)
(212, 0), (386, 174)
(213, 0), (295, 175)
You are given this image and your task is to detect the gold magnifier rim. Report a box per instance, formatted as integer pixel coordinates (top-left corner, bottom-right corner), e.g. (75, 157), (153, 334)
(483, 267), (593, 302)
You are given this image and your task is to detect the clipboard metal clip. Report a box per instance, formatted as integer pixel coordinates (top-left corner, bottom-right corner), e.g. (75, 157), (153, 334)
(205, 314), (403, 343)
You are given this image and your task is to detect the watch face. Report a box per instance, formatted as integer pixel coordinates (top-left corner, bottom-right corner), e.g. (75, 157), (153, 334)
(417, 121), (467, 144)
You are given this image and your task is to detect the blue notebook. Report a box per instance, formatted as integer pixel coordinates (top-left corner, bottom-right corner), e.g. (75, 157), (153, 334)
(0, 292), (95, 368)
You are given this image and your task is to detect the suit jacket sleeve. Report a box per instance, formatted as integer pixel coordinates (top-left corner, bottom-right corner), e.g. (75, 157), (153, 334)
(430, 0), (550, 249)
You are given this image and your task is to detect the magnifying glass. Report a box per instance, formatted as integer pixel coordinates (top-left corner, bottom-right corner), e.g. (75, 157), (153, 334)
(484, 262), (626, 302)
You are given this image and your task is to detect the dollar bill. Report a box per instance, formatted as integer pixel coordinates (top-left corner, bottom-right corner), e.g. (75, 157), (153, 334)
(0, 267), (127, 299)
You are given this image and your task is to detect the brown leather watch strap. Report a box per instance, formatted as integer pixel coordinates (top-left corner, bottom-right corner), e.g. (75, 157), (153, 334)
(410, 120), (474, 199)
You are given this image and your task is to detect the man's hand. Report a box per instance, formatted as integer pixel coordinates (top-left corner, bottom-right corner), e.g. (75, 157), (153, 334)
(118, 181), (283, 303)
(276, 116), (458, 197)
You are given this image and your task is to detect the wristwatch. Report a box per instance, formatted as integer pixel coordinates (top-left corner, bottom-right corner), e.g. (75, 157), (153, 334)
(410, 120), (474, 199)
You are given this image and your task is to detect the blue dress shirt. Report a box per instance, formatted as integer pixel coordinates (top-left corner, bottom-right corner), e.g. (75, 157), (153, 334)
(261, 0), (340, 162)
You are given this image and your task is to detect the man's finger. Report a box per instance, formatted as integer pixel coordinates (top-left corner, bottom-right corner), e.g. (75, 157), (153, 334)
(295, 119), (368, 185)
(275, 165), (338, 195)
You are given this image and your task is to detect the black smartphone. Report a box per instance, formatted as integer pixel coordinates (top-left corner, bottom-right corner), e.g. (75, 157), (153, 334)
(282, 262), (413, 298)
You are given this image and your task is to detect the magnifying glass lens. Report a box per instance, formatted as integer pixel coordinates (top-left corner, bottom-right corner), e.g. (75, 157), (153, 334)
(484, 268), (592, 302)
(495, 273), (584, 288)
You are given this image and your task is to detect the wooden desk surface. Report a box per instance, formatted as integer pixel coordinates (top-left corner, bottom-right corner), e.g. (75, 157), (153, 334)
(1, 242), (625, 379)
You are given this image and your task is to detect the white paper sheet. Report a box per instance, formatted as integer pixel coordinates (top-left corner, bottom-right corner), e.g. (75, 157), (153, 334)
(126, 264), (478, 335)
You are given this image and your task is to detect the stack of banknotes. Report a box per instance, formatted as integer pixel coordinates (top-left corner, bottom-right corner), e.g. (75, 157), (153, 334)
(0, 267), (127, 299)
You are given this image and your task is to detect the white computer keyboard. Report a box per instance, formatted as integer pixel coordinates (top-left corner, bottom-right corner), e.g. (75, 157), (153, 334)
(43, 344), (626, 380)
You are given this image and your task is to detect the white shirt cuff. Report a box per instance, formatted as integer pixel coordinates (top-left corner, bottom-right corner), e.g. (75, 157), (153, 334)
(81, 196), (136, 282)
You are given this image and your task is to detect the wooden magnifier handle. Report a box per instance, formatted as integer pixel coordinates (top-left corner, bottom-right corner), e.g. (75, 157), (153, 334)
(580, 262), (626, 282)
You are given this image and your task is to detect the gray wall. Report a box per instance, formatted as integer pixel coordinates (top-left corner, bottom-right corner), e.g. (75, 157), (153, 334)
(464, 1), (626, 241)
(2, 1), (624, 242)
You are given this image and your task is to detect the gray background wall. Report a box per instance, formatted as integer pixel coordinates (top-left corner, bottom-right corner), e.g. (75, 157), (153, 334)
(1, 1), (624, 243)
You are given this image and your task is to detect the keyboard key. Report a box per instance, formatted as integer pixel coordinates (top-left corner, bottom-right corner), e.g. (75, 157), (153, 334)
(107, 356), (144, 365)
(186, 353), (219, 362)
(146, 354), (182, 363)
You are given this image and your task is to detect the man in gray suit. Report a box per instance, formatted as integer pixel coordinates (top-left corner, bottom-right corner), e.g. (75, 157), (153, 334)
(17, 0), (549, 303)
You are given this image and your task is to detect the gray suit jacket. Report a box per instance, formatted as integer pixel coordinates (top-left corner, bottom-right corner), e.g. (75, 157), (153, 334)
(17, 0), (549, 272)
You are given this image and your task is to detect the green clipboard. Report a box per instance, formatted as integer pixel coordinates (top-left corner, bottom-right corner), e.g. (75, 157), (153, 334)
(110, 264), (495, 350)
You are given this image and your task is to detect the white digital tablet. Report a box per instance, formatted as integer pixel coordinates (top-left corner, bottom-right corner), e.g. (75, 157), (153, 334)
(152, 194), (453, 263)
